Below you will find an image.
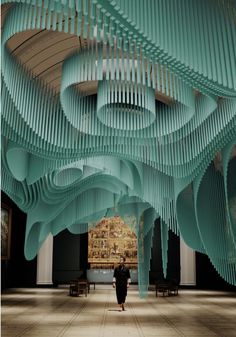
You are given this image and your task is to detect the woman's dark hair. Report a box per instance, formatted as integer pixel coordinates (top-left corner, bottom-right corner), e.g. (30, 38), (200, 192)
(120, 255), (126, 262)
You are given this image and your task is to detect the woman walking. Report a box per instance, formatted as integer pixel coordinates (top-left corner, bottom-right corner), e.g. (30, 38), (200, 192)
(113, 256), (131, 311)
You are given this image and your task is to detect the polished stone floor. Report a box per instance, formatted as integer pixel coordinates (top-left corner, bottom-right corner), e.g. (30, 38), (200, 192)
(1, 285), (236, 337)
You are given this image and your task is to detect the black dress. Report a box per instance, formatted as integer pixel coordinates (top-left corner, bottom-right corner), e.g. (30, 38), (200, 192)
(113, 265), (131, 304)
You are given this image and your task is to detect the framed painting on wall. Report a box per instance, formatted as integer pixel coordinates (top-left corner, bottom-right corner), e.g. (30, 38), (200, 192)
(1, 203), (12, 260)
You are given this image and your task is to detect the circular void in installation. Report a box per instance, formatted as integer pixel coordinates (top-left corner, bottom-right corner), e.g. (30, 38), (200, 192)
(97, 80), (156, 130)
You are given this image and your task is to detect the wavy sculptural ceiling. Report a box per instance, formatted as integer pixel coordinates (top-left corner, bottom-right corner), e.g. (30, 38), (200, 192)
(1, 0), (236, 295)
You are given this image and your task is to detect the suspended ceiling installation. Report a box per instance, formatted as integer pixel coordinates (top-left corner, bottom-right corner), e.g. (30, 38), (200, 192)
(1, 0), (236, 296)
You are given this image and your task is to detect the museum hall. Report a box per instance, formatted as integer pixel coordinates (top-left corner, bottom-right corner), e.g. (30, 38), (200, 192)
(1, 1), (236, 336)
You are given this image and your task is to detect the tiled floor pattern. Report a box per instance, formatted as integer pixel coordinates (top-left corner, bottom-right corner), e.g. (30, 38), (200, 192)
(1, 286), (236, 337)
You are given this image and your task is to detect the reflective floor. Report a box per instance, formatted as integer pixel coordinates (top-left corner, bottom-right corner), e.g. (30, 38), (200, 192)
(1, 285), (236, 337)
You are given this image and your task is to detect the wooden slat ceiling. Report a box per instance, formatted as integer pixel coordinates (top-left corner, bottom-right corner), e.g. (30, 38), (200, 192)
(7, 30), (82, 94)
(3, 3), (174, 104)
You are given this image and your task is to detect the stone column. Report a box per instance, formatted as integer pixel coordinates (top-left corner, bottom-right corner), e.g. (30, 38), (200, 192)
(37, 234), (53, 285)
(180, 238), (196, 285)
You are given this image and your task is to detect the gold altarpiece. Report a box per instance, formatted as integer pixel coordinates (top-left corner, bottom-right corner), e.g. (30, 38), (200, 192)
(88, 216), (137, 269)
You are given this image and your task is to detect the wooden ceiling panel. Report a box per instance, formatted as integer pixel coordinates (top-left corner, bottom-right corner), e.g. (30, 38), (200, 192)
(7, 30), (81, 93)
(30, 45), (76, 76)
(5, 26), (173, 103)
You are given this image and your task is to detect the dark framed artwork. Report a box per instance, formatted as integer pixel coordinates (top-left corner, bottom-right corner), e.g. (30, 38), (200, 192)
(1, 203), (12, 260)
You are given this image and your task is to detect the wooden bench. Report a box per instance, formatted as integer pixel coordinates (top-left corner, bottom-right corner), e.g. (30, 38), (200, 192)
(69, 279), (89, 297)
(168, 280), (179, 296)
(155, 279), (179, 297)
(155, 282), (170, 297)
(88, 282), (96, 292)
